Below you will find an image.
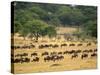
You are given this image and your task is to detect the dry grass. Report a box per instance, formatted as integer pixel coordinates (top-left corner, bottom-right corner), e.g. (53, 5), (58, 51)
(12, 27), (97, 74)
(12, 41), (97, 74)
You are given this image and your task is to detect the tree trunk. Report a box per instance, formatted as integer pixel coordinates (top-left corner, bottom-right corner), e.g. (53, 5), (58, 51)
(36, 36), (38, 42)
(35, 33), (39, 42)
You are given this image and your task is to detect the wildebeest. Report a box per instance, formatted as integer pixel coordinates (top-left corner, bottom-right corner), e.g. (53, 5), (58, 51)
(44, 56), (51, 62)
(50, 52), (57, 55)
(68, 50), (75, 54)
(61, 43), (67, 47)
(44, 55), (64, 62)
(58, 52), (63, 55)
(94, 49), (97, 52)
(15, 54), (21, 57)
(63, 50), (69, 54)
(87, 42), (92, 46)
(52, 44), (59, 48)
(52, 55), (64, 62)
(38, 44), (50, 49)
(75, 50), (81, 54)
(71, 53), (78, 59)
(91, 53), (97, 58)
(88, 49), (93, 53)
(82, 50), (89, 53)
(77, 43), (82, 46)
(31, 57), (39, 62)
(14, 58), (21, 63)
(30, 43), (35, 48)
(14, 57), (30, 63)
(13, 45), (20, 50)
(69, 44), (75, 46)
(21, 58), (30, 63)
(42, 52), (49, 56)
(31, 52), (37, 57)
(81, 53), (88, 59)
(38, 45), (44, 49)
(83, 49), (93, 53)
(15, 53), (28, 57)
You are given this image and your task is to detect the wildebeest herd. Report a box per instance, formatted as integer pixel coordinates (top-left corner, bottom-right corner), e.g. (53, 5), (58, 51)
(11, 41), (97, 73)
(11, 43), (97, 64)
(11, 42), (93, 50)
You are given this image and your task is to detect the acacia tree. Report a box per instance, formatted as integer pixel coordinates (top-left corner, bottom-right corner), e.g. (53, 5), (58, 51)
(43, 26), (57, 38)
(26, 20), (57, 42)
(19, 26), (30, 40)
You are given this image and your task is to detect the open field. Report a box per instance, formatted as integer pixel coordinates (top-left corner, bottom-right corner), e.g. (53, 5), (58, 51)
(11, 27), (97, 74)
(12, 40), (97, 74)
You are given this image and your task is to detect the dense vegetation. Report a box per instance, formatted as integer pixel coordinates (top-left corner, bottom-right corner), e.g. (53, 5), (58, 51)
(12, 1), (97, 41)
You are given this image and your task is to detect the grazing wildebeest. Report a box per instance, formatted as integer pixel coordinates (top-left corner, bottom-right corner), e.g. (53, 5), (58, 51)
(42, 52), (49, 56)
(61, 43), (67, 47)
(22, 53), (28, 57)
(21, 58), (30, 63)
(30, 43), (35, 48)
(53, 55), (64, 62)
(81, 54), (88, 59)
(14, 59), (21, 63)
(71, 53), (78, 59)
(52, 44), (59, 48)
(38, 45), (44, 49)
(30, 45), (35, 48)
(69, 44), (75, 46)
(87, 42), (91, 46)
(21, 45), (29, 49)
(83, 49), (93, 53)
(31, 57), (39, 62)
(44, 56), (51, 62)
(63, 50), (69, 54)
(52, 55), (58, 62)
(58, 52), (63, 55)
(31, 52), (37, 57)
(75, 50), (81, 54)
(91, 53), (97, 58)
(94, 49), (97, 52)
(14, 45), (20, 49)
(50, 52), (57, 55)
(45, 44), (50, 48)
(68, 50), (75, 54)
(49, 44), (53, 47)
(82, 50), (89, 53)
(15, 54), (21, 57)
(88, 49), (93, 53)
(77, 43), (82, 46)
(38, 44), (51, 49)
(57, 55), (64, 60)
(15, 53), (28, 57)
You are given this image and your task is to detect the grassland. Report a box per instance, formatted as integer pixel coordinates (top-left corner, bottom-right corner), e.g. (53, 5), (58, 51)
(12, 27), (97, 74)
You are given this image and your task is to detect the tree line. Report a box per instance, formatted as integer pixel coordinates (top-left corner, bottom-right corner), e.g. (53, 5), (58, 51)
(12, 1), (97, 41)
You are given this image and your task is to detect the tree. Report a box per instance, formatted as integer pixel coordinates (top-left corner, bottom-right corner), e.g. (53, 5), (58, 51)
(14, 21), (22, 33)
(25, 20), (57, 42)
(83, 21), (97, 38)
(42, 26), (57, 38)
(26, 20), (48, 42)
(58, 6), (84, 26)
(18, 24), (30, 40)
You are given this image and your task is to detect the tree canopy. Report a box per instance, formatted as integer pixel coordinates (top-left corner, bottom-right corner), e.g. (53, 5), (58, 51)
(12, 1), (97, 40)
